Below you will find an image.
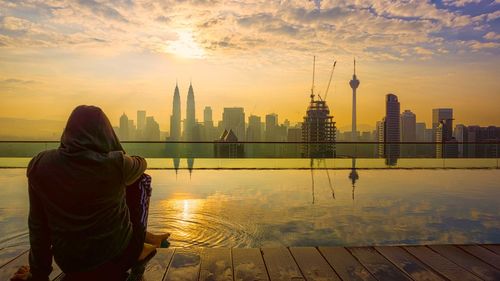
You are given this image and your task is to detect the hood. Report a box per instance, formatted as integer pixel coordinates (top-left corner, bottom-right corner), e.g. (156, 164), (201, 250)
(60, 105), (124, 154)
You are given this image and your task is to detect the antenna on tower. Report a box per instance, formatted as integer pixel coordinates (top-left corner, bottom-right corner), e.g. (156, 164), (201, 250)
(354, 57), (356, 76)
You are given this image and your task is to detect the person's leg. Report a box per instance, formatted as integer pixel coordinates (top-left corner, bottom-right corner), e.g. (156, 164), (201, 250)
(124, 174), (169, 259)
(125, 174), (155, 261)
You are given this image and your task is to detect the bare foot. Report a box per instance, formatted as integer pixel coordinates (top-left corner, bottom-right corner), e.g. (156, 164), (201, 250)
(138, 243), (156, 261)
(10, 265), (31, 281)
(145, 231), (170, 248)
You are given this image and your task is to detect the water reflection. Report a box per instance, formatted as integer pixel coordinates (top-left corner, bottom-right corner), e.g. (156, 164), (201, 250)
(349, 158), (359, 200)
(0, 169), (499, 248)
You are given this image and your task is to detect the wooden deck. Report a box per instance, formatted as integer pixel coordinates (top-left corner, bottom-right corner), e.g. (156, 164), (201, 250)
(0, 244), (499, 280)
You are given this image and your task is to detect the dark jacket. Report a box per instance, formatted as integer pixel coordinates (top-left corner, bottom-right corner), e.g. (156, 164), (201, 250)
(26, 105), (146, 278)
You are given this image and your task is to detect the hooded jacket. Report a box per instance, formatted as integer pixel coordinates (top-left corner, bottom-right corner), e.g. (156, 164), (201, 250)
(26, 105), (146, 277)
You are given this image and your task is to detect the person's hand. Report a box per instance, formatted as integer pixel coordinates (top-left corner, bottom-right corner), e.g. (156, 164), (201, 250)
(10, 265), (32, 281)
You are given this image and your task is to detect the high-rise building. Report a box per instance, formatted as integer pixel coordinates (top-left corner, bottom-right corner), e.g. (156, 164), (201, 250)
(382, 94), (400, 164)
(454, 124), (467, 157)
(436, 119), (457, 158)
(145, 116), (160, 141)
(136, 110), (146, 140)
(222, 107), (245, 141)
(203, 106), (213, 127)
(203, 106), (215, 141)
(376, 119), (385, 157)
(169, 83), (181, 140)
(400, 110), (416, 142)
(265, 113), (278, 141)
(119, 113), (129, 141)
(432, 108), (453, 141)
(385, 94), (400, 142)
(137, 110), (146, 131)
(453, 125), (499, 157)
(184, 82), (196, 141)
(301, 92), (336, 157)
(287, 127), (302, 142)
(416, 122), (426, 142)
(349, 58), (360, 141)
(247, 115), (262, 141)
(128, 120), (136, 140)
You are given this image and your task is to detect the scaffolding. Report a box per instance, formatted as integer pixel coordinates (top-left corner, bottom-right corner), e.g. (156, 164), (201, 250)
(301, 98), (336, 157)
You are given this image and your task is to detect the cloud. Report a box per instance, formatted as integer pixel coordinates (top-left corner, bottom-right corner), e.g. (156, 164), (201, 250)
(0, 0), (498, 62)
(1, 16), (33, 31)
(484, 31), (500, 40)
(443, 0), (481, 7)
(0, 78), (37, 85)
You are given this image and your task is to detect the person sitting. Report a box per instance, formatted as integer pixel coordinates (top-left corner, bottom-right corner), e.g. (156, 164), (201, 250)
(11, 105), (169, 281)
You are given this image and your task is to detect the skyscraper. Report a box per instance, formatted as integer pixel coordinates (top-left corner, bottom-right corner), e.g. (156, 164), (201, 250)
(432, 108), (453, 141)
(301, 57), (336, 157)
(145, 116), (160, 141)
(416, 122), (426, 142)
(203, 106), (213, 127)
(383, 94), (400, 164)
(349, 58), (360, 141)
(222, 107), (245, 141)
(136, 110), (146, 140)
(169, 83), (181, 140)
(301, 92), (336, 157)
(203, 106), (215, 141)
(247, 115), (262, 141)
(184, 82), (196, 141)
(137, 110), (146, 132)
(265, 113), (278, 141)
(119, 113), (129, 141)
(400, 110), (416, 142)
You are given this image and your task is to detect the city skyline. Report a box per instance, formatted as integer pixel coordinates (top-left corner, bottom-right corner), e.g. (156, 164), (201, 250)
(0, 1), (499, 133)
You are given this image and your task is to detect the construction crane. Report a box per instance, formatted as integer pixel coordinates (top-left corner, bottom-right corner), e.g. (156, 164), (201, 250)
(319, 60), (337, 101)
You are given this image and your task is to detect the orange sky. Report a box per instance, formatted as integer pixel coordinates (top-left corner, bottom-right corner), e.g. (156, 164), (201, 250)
(1, 1), (499, 133)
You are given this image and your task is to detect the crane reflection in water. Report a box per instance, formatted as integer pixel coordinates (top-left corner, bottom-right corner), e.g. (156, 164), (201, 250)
(309, 157), (359, 203)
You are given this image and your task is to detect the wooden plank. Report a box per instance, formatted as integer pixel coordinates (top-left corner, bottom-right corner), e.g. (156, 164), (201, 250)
(142, 248), (175, 281)
(348, 247), (412, 281)
(404, 246), (481, 281)
(375, 246), (444, 281)
(0, 251), (62, 281)
(164, 248), (201, 281)
(50, 261), (63, 281)
(318, 247), (375, 281)
(460, 245), (500, 270)
(429, 245), (500, 281)
(232, 248), (269, 281)
(482, 245), (500, 255)
(0, 252), (29, 280)
(199, 248), (232, 281)
(0, 247), (28, 268)
(261, 247), (304, 281)
(289, 247), (340, 281)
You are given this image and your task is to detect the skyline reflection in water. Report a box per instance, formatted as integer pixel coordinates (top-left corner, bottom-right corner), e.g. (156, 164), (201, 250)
(0, 168), (499, 248)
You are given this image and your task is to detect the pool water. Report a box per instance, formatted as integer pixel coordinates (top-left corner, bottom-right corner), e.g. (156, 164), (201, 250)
(0, 169), (499, 248)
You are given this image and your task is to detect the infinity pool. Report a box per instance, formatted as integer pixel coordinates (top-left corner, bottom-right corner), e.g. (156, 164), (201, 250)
(0, 169), (499, 248)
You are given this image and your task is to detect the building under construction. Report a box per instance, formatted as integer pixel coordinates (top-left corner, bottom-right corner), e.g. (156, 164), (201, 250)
(302, 57), (336, 158)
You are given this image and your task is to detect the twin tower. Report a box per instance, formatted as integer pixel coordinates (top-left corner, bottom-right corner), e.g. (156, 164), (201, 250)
(170, 82), (196, 141)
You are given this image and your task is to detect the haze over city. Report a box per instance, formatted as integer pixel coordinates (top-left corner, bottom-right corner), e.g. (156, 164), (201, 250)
(1, 0), (499, 137)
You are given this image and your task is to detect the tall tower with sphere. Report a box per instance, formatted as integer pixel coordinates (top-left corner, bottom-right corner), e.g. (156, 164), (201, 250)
(349, 58), (360, 141)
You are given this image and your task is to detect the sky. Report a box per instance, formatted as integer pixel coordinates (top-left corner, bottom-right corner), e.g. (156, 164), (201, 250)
(0, 0), (499, 133)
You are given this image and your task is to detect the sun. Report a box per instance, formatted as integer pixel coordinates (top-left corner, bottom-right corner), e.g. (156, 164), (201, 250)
(166, 30), (205, 59)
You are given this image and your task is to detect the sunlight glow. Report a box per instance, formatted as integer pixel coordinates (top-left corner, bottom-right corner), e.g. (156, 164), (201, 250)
(166, 30), (205, 59)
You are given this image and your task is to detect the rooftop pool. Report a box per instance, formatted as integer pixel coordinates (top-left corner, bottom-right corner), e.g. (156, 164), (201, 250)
(1, 168), (499, 248)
